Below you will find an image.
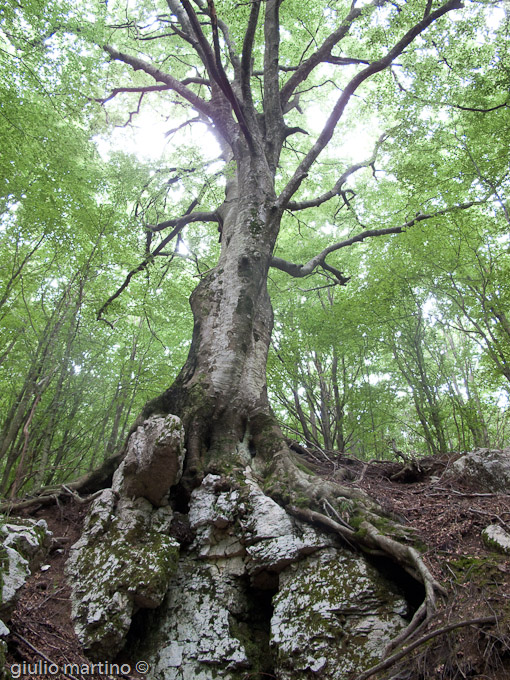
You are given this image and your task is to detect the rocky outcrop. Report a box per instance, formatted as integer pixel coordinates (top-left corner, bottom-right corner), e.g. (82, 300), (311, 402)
(0, 517), (52, 620)
(115, 414), (186, 507)
(66, 414), (185, 658)
(137, 473), (409, 679)
(271, 549), (408, 678)
(67, 415), (415, 677)
(0, 517), (53, 678)
(451, 448), (510, 492)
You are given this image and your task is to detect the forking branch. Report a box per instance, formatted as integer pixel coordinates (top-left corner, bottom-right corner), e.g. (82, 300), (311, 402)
(276, 0), (464, 211)
(286, 129), (395, 212)
(271, 200), (482, 283)
(103, 45), (216, 121)
(97, 206), (219, 322)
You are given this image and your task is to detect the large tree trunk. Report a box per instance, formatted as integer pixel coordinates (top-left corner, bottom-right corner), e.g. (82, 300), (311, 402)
(135, 152), (286, 486)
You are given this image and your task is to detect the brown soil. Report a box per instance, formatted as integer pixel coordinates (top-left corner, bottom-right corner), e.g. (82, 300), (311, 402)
(3, 451), (510, 680)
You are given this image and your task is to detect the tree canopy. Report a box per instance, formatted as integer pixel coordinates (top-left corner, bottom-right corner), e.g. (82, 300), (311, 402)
(0, 0), (509, 496)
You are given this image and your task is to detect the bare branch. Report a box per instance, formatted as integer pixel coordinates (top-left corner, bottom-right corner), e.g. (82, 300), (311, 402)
(263, 0), (285, 162)
(97, 209), (219, 320)
(148, 210), (219, 232)
(164, 116), (202, 137)
(277, 0), (464, 210)
(95, 84), (172, 104)
(287, 130), (391, 211)
(103, 45), (216, 120)
(241, 0), (261, 102)
(179, 0), (253, 144)
(279, 1), (366, 109)
(325, 55), (371, 66)
(271, 200), (480, 279)
(392, 67), (509, 114)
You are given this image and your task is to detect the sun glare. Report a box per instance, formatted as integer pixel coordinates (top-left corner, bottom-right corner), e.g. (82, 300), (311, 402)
(94, 110), (221, 163)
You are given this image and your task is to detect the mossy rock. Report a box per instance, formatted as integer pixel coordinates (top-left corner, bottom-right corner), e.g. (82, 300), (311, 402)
(482, 524), (510, 556)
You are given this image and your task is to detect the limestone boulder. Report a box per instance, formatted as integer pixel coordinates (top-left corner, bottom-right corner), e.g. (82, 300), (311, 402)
(113, 414), (185, 506)
(137, 471), (409, 680)
(144, 559), (256, 680)
(482, 524), (510, 555)
(66, 491), (180, 659)
(66, 415), (186, 659)
(0, 515), (53, 678)
(0, 517), (52, 620)
(271, 548), (408, 679)
(451, 448), (510, 492)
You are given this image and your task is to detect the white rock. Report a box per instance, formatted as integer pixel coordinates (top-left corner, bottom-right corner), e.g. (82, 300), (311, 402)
(271, 548), (408, 679)
(1, 548), (29, 618)
(482, 524), (510, 554)
(452, 448), (510, 492)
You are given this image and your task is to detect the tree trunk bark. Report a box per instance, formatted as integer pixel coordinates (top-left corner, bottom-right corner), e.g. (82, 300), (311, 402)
(134, 155), (286, 484)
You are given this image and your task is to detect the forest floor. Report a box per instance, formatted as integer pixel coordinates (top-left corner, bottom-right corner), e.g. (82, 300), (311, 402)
(4, 450), (510, 680)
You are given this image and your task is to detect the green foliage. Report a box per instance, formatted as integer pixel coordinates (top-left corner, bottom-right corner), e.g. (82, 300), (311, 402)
(0, 0), (509, 491)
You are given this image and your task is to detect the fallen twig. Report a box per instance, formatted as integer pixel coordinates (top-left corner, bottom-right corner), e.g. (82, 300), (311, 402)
(469, 507), (510, 533)
(11, 632), (80, 680)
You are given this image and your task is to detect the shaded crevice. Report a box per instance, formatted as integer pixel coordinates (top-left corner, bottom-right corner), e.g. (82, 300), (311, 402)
(170, 483), (190, 515)
(229, 577), (277, 677)
(367, 553), (426, 619)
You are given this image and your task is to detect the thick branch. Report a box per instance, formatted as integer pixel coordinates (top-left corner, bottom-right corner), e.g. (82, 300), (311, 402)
(148, 210), (219, 232)
(196, 0), (241, 74)
(241, 0), (261, 103)
(279, 1), (366, 108)
(271, 201), (478, 278)
(179, 0), (252, 144)
(277, 0), (464, 209)
(263, 0), (285, 158)
(166, 0), (196, 41)
(326, 55), (372, 66)
(103, 45), (216, 120)
(287, 130), (390, 211)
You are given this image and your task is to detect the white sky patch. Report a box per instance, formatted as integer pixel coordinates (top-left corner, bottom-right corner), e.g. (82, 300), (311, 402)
(94, 115), (166, 162)
(368, 373), (391, 385)
(177, 240), (190, 255)
(95, 112), (221, 163)
(305, 104), (381, 163)
(496, 389), (509, 409)
(422, 296), (439, 322)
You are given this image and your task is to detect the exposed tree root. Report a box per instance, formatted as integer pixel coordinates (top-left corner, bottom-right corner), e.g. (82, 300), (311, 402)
(353, 616), (497, 680)
(266, 446), (448, 662)
(0, 452), (123, 513)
